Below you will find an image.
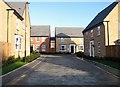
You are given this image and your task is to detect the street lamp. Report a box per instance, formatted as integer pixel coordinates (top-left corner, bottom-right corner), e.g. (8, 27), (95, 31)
(103, 21), (110, 46)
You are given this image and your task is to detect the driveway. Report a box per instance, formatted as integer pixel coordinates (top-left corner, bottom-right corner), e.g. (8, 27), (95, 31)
(2, 54), (120, 85)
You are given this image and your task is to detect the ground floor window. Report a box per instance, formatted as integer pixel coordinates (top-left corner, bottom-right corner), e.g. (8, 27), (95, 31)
(60, 45), (66, 52)
(78, 45), (84, 51)
(42, 44), (46, 51)
(36, 45), (40, 52)
(30, 44), (34, 52)
(98, 42), (101, 53)
(15, 35), (22, 50)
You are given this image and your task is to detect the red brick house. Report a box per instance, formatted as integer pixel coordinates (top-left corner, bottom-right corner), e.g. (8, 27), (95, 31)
(31, 25), (50, 53)
(50, 37), (55, 53)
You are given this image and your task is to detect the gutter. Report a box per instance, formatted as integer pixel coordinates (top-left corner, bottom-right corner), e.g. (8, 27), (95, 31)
(7, 9), (24, 21)
(82, 22), (103, 33)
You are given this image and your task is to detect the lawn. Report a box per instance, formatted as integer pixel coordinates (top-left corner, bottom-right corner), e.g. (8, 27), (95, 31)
(0, 62), (27, 75)
(95, 60), (120, 70)
(0, 53), (40, 75)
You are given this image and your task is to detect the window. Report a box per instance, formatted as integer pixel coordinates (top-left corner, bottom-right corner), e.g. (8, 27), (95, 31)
(42, 44), (46, 51)
(60, 45), (66, 52)
(31, 38), (33, 41)
(16, 18), (19, 30)
(31, 44), (34, 51)
(42, 37), (46, 42)
(91, 30), (93, 37)
(36, 45), (40, 52)
(97, 26), (100, 35)
(36, 37), (39, 42)
(78, 45), (84, 51)
(98, 42), (101, 53)
(86, 32), (88, 39)
(51, 43), (55, 48)
(61, 38), (64, 42)
(15, 35), (21, 50)
(19, 37), (21, 49)
(86, 32), (88, 35)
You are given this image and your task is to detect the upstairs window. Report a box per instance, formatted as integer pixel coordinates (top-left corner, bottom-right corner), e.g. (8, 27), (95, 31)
(16, 18), (19, 30)
(42, 37), (46, 42)
(86, 32), (88, 39)
(91, 30), (93, 37)
(97, 26), (100, 36)
(61, 38), (64, 42)
(36, 37), (39, 42)
(31, 38), (33, 41)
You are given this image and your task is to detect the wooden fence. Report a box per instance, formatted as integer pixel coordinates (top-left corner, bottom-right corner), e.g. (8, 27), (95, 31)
(0, 42), (11, 61)
(106, 45), (120, 58)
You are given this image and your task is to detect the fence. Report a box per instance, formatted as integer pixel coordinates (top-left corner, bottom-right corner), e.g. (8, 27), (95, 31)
(106, 45), (120, 58)
(0, 42), (11, 61)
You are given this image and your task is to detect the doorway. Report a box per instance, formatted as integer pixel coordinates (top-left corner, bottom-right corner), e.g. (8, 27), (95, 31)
(69, 44), (75, 54)
(89, 41), (94, 57)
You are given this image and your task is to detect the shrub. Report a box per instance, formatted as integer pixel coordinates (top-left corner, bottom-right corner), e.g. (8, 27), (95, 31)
(2, 60), (8, 67)
(76, 51), (84, 57)
(7, 56), (16, 64)
(26, 53), (40, 62)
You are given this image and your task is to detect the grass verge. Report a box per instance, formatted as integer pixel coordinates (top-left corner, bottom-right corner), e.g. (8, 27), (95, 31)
(1, 53), (40, 75)
(0, 62), (27, 75)
(95, 60), (120, 70)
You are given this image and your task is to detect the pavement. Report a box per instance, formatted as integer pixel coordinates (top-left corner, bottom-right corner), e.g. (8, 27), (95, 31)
(2, 54), (120, 85)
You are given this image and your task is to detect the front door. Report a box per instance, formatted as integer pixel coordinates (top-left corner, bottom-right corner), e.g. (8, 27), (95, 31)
(89, 41), (94, 57)
(71, 46), (74, 53)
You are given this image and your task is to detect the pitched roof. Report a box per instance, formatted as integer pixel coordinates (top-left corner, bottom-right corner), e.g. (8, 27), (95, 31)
(31, 25), (50, 37)
(6, 2), (26, 17)
(56, 27), (84, 38)
(83, 2), (119, 33)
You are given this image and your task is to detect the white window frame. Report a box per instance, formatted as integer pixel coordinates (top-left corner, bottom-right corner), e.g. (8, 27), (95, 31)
(51, 43), (55, 48)
(78, 45), (84, 52)
(19, 37), (22, 50)
(31, 37), (33, 41)
(91, 30), (93, 37)
(36, 37), (39, 42)
(98, 42), (101, 53)
(60, 45), (66, 52)
(15, 35), (22, 51)
(16, 18), (19, 30)
(42, 44), (46, 51)
(97, 26), (100, 36)
(42, 37), (46, 42)
(61, 38), (64, 42)
(36, 45), (40, 52)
